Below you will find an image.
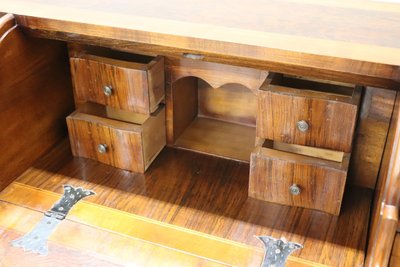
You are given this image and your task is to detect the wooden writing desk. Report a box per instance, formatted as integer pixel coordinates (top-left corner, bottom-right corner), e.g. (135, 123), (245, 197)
(0, 1), (399, 266)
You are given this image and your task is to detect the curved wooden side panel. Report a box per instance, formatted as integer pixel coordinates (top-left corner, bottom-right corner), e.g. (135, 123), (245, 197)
(366, 92), (400, 266)
(0, 24), (74, 190)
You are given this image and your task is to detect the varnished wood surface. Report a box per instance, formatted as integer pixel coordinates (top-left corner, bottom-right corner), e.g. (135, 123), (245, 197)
(9, 140), (371, 266)
(70, 51), (164, 115)
(249, 144), (349, 215)
(174, 117), (256, 162)
(0, 18), (74, 190)
(271, 141), (344, 163)
(167, 59), (259, 161)
(168, 57), (268, 94)
(198, 82), (257, 127)
(0, 201), (231, 267)
(390, 234), (400, 267)
(166, 59), (260, 148)
(1, 229), (121, 267)
(349, 87), (397, 188)
(366, 92), (400, 266)
(257, 76), (360, 152)
(67, 107), (166, 173)
(1, 1), (400, 89)
(168, 77), (198, 145)
(0, 183), (328, 266)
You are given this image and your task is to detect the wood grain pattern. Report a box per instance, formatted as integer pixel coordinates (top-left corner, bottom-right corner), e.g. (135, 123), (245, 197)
(168, 57), (268, 93)
(0, 183), (328, 266)
(11, 140), (371, 267)
(271, 141), (344, 163)
(70, 52), (164, 115)
(390, 234), (400, 267)
(0, 24), (74, 191)
(78, 102), (149, 125)
(257, 75), (361, 152)
(22, 27), (400, 91)
(349, 87), (397, 188)
(2, 0), (400, 89)
(141, 107), (168, 170)
(0, 202), (230, 267)
(147, 55), (166, 110)
(167, 63), (258, 160)
(174, 117), (256, 162)
(168, 76), (198, 144)
(366, 92), (400, 266)
(0, 183), (264, 267)
(249, 143), (349, 215)
(0, 229), (122, 267)
(367, 204), (398, 267)
(198, 81), (257, 127)
(66, 107), (165, 173)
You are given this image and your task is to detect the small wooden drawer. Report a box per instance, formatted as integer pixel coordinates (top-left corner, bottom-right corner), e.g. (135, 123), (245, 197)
(249, 140), (350, 215)
(70, 50), (165, 115)
(66, 106), (166, 173)
(257, 74), (361, 152)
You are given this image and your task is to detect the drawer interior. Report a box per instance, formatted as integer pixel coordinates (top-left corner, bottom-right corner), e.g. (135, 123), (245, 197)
(77, 102), (150, 125)
(69, 44), (155, 65)
(255, 139), (350, 170)
(259, 139), (345, 162)
(171, 77), (257, 162)
(267, 73), (358, 100)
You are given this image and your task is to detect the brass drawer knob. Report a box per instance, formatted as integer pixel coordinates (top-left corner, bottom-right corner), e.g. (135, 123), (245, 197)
(289, 184), (301, 195)
(297, 120), (309, 132)
(103, 85), (113, 96)
(97, 144), (108, 154)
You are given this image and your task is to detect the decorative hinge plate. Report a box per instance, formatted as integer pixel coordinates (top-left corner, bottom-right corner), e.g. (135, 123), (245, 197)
(257, 236), (303, 267)
(11, 185), (95, 255)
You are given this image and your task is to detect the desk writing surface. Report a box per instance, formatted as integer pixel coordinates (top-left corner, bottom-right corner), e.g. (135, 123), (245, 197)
(1, 0), (400, 86)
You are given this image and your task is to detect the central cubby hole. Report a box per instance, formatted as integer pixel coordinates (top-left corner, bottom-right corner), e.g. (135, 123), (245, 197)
(171, 77), (257, 162)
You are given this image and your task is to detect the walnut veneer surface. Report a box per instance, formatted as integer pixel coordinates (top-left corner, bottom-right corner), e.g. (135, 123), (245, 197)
(1, 0), (400, 89)
(8, 140), (371, 267)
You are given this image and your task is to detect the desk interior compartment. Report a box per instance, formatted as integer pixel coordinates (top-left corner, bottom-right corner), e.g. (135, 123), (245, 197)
(167, 58), (268, 162)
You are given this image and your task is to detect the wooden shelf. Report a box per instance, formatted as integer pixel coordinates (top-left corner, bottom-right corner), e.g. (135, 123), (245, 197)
(174, 117), (255, 162)
(168, 76), (257, 162)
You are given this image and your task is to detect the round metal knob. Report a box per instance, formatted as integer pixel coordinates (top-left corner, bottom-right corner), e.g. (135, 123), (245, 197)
(103, 85), (113, 96)
(289, 184), (301, 195)
(97, 144), (108, 154)
(297, 120), (309, 132)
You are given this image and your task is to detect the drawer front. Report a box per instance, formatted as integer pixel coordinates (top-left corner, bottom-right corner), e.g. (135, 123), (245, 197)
(249, 147), (349, 215)
(66, 112), (146, 173)
(257, 88), (359, 152)
(70, 55), (164, 115)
